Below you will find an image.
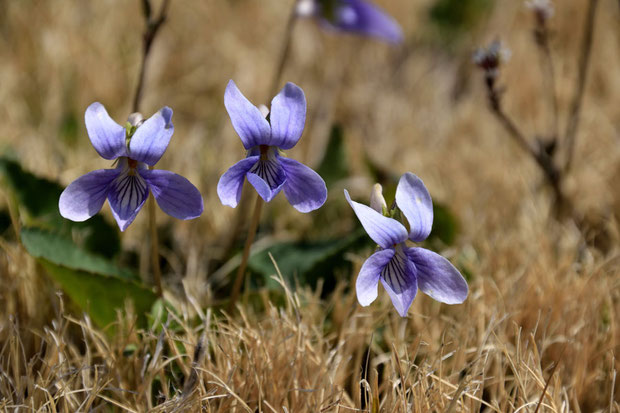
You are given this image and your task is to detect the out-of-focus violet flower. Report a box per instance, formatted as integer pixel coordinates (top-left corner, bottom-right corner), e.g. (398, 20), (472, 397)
(217, 80), (327, 213)
(59, 103), (204, 231)
(346, 173), (468, 316)
(296, 0), (403, 44)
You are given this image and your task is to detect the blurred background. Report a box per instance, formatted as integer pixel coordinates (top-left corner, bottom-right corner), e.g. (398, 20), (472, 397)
(0, 0), (619, 410)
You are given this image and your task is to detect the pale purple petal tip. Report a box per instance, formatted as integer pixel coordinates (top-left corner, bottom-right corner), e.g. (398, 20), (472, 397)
(321, 0), (404, 44)
(280, 158), (327, 213)
(356, 248), (394, 306)
(59, 169), (119, 222)
(344, 189), (407, 248)
(129, 107), (174, 166)
(224, 80), (271, 149)
(407, 247), (468, 304)
(107, 171), (150, 231)
(217, 156), (259, 208)
(395, 172), (433, 242)
(269, 82), (306, 150)
(141, 169), (203, 220)
(380, 248), (417, 316)
(84, 102), (127, 160)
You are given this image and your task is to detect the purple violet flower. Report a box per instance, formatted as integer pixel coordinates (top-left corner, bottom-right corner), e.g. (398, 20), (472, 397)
(59, 103), (204, 231)
(296, 0), (403, 44)
(217, 80), (327, 213)
(346, 173), (468, 316)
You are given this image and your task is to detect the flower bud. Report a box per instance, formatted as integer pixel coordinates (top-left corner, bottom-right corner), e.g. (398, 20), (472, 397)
(369, 183), (387, 214)
(258, 104), (270, 119)
(127, 112), (144, 127)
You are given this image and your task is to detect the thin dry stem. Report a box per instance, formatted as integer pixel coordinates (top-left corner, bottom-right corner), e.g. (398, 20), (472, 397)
(229, 193), (264, 311)
(486, 81), (571, 219)
(149, 188), (163, 298)
(132, 0), (171, 113)
(133, 0), (171, 296)
(563, 0), (599, 173)
(268, 4), (299, 99)
(534, 25), (559, 140)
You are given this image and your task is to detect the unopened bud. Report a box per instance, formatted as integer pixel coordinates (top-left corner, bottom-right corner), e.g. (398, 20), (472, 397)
(370, 183), (387, 214)
(258, 104), (270, 119)
(127, 112), (144, 127)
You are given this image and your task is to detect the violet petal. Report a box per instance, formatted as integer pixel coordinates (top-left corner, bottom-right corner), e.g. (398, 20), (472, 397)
(320, 0), (403, 44)
(59, 168), (119, 221)
(84, 102), (127, 160)
(356, 248), (394, 306)
(280, 157), (327, 213)
(217, 156), (259, 208)
(395, 172), (433, 242)
(224, 80), (271, 149)
(107, 170), (150, 231)
(141, 169), (203, 220)
(269, 82), (306, 149)
(344, 189), (407, 248)
(380, 246), (417, 316)
(129, 107), (174, 166)
(407, 247), (468, 304)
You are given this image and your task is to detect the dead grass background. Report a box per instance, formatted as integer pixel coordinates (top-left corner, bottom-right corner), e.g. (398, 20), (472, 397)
(0, 0), (619, 411)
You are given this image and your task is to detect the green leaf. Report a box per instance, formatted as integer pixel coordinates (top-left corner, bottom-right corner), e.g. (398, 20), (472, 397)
(38, 259), (157, 329)
(147, 298), (183, 334)
(316, 124), (349, 187)
(248, 229), (370, 291)
(429, 0), (493, 41)
(21, 226), (156, 328)
(0, 156), (63, 219)
(21, 227), (137, 281)
(0, 155), (120, 257)
(427, 201), (459, 246)
(59, 110), (79, 145)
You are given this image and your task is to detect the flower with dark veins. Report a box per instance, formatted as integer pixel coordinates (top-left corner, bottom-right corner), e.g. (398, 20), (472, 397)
(59, 103), (204, 231)
(217, 80), (327, 213)
(346, 172), (468, 316)
(296, 0), (403, 44)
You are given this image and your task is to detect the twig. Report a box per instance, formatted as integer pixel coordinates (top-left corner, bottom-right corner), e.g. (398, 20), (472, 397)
(563, 0), (599, 173)
(132, 0), (171, 297)
(534, 24), (559, 141)
(132, 0), (171, 113)
(148, 190), (163, 297)
(228, 193), (264, 311)
(486, 79), (571, 218)
(268, 3), (299, 99)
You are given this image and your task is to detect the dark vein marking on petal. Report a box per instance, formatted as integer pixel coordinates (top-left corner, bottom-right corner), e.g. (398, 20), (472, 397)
(381, 249), (410, 294)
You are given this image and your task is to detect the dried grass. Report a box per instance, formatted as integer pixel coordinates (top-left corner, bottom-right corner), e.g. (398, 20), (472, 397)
(1, 0), (619, 411)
